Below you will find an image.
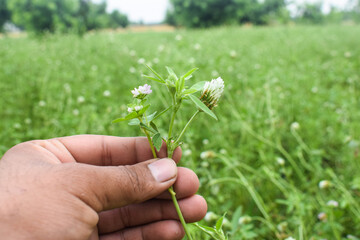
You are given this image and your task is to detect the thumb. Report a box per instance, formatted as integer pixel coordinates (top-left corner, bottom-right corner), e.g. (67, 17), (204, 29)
(64, 158), (177, 212)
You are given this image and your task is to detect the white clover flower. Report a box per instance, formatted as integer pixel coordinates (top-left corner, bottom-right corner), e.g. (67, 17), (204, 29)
(200, 77), (225, 110)
(201, 161), (209, 168)
(204, 212), (217, 222)
(318, 212), (327, 221)
(131, 84), (152, 99)
(202, 139), (209, 145)
(319, 180), (331, 189)
(72, 109), (80, 116)
(290, 122), (300, 130)
(13, 123), (21, 129)
(285, 237), (296, 240)
(220, 149), (227, 155)
(238, 216), (252, 225)
(77, 96), (85, 103)
(230, 50), (237, 58)
(200, 150), (216, 159)
(134, 105), (143, 111)
(137, 58), (145, 64)
(24, 118), (32, 125)
(184, 149), (192, 156)
(103, 90), (111, 97)
(276, 157), (285, 166)
(327, 200), (339, 208)
(38, 100), (46, 107)
(277, 221), (288, 232)
(127, 107), (133, 113)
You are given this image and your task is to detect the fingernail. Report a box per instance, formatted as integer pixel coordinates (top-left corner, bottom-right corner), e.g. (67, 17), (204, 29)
(148, 159), (177, 182)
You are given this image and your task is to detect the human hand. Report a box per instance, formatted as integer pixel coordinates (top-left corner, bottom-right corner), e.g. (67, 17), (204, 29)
(0, 135), (207, 240)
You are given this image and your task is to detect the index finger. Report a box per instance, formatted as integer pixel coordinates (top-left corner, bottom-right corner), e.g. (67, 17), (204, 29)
(56, 135), (182, 166)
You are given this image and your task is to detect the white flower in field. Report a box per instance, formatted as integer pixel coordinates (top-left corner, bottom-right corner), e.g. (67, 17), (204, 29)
(277, 221), (288, 232)
(13, 123), (21, 129)
(220, 149), (227, 155)
(24, 118), (32, 125)
(38, 100), (46, 107)
(319, 180), (331, 189)
(129, 50), (136, 56)
(211, 70), (219, 77)
(290, 122), (300, 131)
(285, 237), (296, 240)
(200, 150), (216, 159)
(200, 77), (225, 110)
(77, 96), (85, 103)
(134, 105), (143, 111)
(344, 51), (352, 58)
(184, 149), (192, 156)
(201, 161), (209, 168)
(131, 84), (152, 99)
(347, 234), (359, 239)
(158, 45), (165, 52)
(127, 105), (143, 113)
(238, 216), (252, 225)
(327, 200), (339, 208)
(137, 58), (145, 64)
(317, 212), (327, 221)
(230, 50), (237, 58)
(202, 139), (209, 145)
(194, 43), (201, 50)
(276, 157), (285, 166)
(175, 34), (182, 41)
(103, 90), (111, 97)
(129, 67), (136, 73)
(72, 109), (79, 116)
(204, 212), (217, 222)
(127, 107), (133, 113)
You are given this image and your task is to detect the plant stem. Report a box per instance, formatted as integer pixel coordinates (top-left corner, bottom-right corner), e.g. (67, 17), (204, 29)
(168, 186), (193, 240)
(174, 110), (200, 145)
(139, 118), (157, 158)
(168, 105), (178, 140)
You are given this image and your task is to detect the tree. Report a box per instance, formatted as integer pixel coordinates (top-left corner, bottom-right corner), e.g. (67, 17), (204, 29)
(166, 0), (287, 28)
(109, 10), (128, 29)
(299, 3), (324, 24)
(0, 0), (11, 32)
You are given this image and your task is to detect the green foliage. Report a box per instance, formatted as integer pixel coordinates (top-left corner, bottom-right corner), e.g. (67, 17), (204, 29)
(0, 0), (11, 32)
(1, 25), (360, 239)
(109, 10), (129, 29)
(166, 0), (288, 27)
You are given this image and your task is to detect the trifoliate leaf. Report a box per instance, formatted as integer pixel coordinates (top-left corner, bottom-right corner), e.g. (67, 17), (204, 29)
(128, 118), (140, 125)
(188, 94), (218, 120)
(152, 133), (162, 151)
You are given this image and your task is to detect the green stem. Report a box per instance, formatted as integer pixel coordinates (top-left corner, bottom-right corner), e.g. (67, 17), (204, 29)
(168, 186), (193, 240)
(168, 105), (178, 141)
(139, 118), (157, 158)
(174, 110), (200, 145)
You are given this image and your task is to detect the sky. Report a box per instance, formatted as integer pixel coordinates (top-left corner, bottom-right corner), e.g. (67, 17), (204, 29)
(99, 0), (350, 24)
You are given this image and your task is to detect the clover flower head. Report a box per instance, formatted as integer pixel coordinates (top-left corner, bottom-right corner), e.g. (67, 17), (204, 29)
(127, 105), (143, 113)
(317, 212), (327, 221)
(319, 180), (331, 189)
(238, 216), (252, 225)
(131, 84), (152, 99)
(200, 77), (224, 110)
(327, 200), (339, 208)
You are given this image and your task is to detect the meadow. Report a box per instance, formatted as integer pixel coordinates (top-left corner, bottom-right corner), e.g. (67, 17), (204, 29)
(0, 25), (360, 239)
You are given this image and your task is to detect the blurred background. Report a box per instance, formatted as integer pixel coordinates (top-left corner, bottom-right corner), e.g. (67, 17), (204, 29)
(1, 0), (360, 239)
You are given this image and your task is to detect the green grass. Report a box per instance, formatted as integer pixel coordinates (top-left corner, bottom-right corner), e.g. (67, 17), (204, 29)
(1, 25), (360, 239)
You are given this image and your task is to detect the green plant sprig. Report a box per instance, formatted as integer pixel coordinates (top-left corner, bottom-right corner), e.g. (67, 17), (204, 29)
(113, 65), (225, 239)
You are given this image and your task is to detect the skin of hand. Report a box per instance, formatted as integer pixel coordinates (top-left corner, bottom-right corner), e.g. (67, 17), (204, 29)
(0, 135), (207, 240)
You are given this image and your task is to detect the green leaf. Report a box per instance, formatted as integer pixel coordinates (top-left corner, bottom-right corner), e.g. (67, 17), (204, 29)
(145, 111), (157, 123)
(150, 121), (159, 132)
(128, 118), (140, 125)
(190, 81), (206, 91)
(181, 88), (198, 96)
(142, 74), (165, 84)
(146, 65), (165, 83)
(140, 123), (156, 133)
(182, 68), (198, 80)
(152, 133), (162, 151)
(152, 105), (172, 122)
(231, 206), (243, 234)
(192, 223), (217, 238)
(138, 105), (150, 115)
(112, 112), (138, 123)
(188, 94), (218, 120)
(166, 66), (176, 77)
(216, 215), (224, 231)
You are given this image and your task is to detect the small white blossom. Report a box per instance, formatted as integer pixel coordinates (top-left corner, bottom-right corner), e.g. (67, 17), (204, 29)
(127, 107), (133, 113)
(184, 149), (192, 156)
(103, 90), (111, 97)
(137, 58), (145, 64)
(291, 122), (300, 130)
(202, 139), (209, 145)
(131, 84), (152, 99)
(230, 50), (237, 58)
(194, 43), (201, 50)
(204, 212), (217, 222)
(200, 77), (225, 110)
(318, 212), (327, 221)
(344, 51), (352, 58)
(276, 157), (285, 166)
(319, 180), (331, 189)
(220, 149), (227, 155)
(200, 150), (216, 159)
(24, 118), (32, 125)
(285, 237), (296, 240)
(277, 222), (288, 232)
(238, 216), (252, 225)
(134, 105), (143, 111)
(13, 123), (21, 129)
(72, 109), (80, 116)
(158, 45), (165, 52)
(201, 161), (209, 168)
(327, 200), (339, 208)
(38, 100), (46, 107)
(77, 96), (85, 103)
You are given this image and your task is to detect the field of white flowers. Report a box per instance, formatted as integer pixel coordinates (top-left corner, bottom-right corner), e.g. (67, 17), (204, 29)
(0, 25), (360, 239)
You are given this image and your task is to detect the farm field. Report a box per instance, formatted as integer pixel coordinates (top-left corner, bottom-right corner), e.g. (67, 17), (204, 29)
(0, 25), (360, 239)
